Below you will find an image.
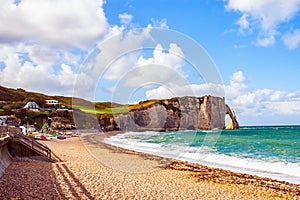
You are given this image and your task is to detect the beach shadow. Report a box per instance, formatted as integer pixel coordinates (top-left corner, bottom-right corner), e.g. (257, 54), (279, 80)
(51, 151), (95, 199)
(0, 150), (95, 199)
(0, 157), (67, 199)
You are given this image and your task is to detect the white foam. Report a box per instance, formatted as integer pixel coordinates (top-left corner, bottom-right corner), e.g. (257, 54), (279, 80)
(104, 132), (300, 184)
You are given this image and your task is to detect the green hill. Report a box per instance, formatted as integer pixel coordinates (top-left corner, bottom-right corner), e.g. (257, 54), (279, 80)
(0, 85), (129, 115)
(0, 85), (90, 108)
(0, 85), (129, 129)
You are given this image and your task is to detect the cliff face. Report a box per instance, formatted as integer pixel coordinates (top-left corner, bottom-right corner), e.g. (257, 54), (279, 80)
(107, 96), (236, 131)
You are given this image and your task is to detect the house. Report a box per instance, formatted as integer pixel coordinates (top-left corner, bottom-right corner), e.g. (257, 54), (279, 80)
(0, 116), (7, 126)
(24, 101), (40, 111)
(45, 100), (59, 106)
(6, 115), (21, 127)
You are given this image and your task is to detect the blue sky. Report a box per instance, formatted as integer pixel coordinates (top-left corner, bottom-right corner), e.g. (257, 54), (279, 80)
(0, 0), (300, 125)
(104, 0), (300, 89)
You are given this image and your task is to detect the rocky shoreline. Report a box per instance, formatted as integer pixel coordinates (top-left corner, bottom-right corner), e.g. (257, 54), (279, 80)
(0, 131), (299, 199)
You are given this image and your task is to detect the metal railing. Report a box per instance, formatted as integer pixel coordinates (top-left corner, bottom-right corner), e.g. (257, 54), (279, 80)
(5, 127), (53, 161)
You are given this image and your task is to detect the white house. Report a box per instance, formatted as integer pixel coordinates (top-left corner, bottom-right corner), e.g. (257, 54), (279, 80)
(24, 101), (40, 111)
(45, 100), (59, 106)
(0, 116), (7, 126)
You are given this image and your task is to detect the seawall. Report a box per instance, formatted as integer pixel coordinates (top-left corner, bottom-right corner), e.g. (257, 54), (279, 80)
(0, 126), (24, 178)
(0, 134), (13, 178)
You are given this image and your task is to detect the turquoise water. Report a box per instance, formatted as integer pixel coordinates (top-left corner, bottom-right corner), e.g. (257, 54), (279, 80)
(196, 126), (300, 163)
(105, 126), (300, 184)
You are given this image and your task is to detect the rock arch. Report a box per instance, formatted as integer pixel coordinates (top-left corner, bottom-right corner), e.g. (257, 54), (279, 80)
(225, 104), (239, 130)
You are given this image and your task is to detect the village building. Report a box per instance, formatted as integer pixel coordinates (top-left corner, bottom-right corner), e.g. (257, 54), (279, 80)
(24, 101), (40, 111)
(0, 115), (21, 127)
(0, 116), (7, 126)
(45, 100), (59, 106)
(6, 115), (21, 127)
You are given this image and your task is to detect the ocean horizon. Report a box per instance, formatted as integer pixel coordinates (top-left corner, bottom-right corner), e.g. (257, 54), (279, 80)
(104, 125), (300, 184)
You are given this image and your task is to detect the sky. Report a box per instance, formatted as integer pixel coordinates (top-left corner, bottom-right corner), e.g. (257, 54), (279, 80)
(0, 0), (300, 125)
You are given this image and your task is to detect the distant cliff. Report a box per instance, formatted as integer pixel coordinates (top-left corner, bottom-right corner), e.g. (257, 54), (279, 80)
(99, 96), (239, 131)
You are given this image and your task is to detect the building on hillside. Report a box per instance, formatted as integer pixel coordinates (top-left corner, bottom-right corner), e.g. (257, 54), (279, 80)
(0, 116), (7, 126)
(24, 101), (40, 111)
(45, 100), (59, 106)
(19, 125), (27, 135)
(6, 115), (21, 127)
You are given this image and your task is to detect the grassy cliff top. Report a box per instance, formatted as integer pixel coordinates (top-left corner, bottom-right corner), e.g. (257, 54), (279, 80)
(0, 85), (211, 115)
(0, 85), (126, 114)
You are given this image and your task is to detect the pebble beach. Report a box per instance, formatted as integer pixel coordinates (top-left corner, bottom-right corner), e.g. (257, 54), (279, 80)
(0, 131), (299, 199)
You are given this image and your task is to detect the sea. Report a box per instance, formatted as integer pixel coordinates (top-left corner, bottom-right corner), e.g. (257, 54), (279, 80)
(104, 126), (300, 184)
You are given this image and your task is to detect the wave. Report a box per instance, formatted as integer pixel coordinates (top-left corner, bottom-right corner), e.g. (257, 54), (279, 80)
(104, 131), (300, 184)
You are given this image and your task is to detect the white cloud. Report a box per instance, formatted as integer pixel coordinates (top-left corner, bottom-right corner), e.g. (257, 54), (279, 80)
(237, 14), (250, 31)
(225, 0), (300, 47)
(145, 71), (246, 100)
(123, 43), (185, 87)
(0, 0), (109, 97)
(57, 64), (94, 93)
(97, 42), (186, 88)
(103, 51), (141, 81)
(223, 72), (300, 118)
(101, 25), (126, 42)
(150, 19), (169, 29)
(119, 13), (134, 25)
(230, 70), (246, 83)
(91, 27), (152, 79)
(282, 29), (300, 49)
(138, 43), (184, 70)
(146, 82), (225, 100)
(0, 56), (93, 96)
(224, 72), (300, 124)
(225, 71), (247, 98)
(145, 85), (175, 99)
(265, 101), (300, 115)
(0, 3), (174, 100)
(226, 0), (300, 30)
(125, 65), (187, 89)
(0, 0), (108, 49)
(255, 34), (276, 47)
(61, 51), (82, 66)
(27, 45), (59, 67)
(90, 23), (179, 80)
